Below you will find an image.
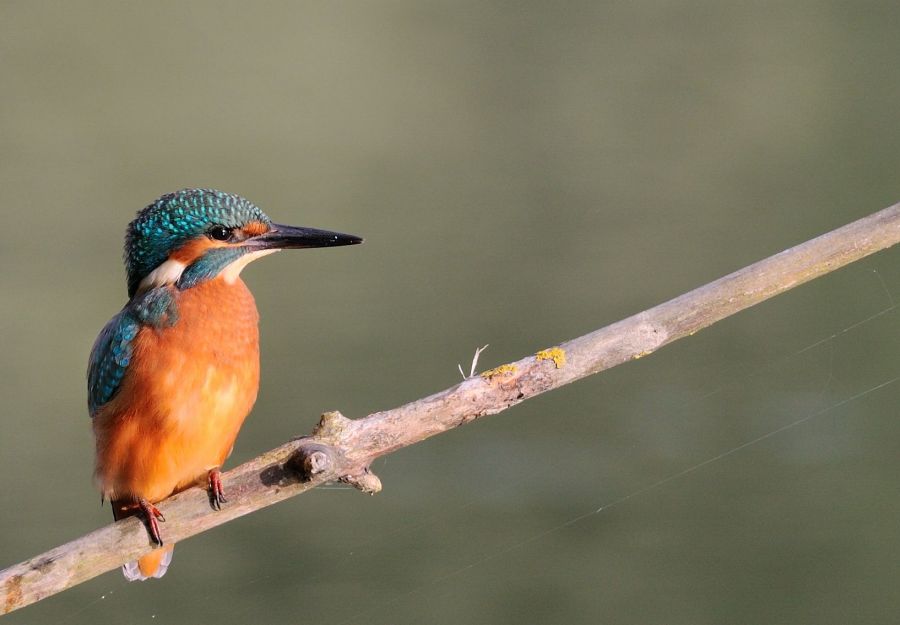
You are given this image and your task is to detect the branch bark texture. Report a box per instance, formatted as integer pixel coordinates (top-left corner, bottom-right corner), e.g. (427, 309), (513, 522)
(4, 203), (900, 614)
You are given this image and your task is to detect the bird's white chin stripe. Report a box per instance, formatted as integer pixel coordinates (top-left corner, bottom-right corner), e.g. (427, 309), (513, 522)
(221, 249), (279, 283)
(136, 259), (187, 294)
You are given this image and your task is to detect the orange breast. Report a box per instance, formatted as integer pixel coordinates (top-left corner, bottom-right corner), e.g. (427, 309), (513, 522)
(93, 277), (260, 503)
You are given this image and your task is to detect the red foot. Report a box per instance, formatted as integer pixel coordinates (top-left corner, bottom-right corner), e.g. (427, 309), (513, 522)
(138, 498), (166, 546)
(208, 468), (227, 510)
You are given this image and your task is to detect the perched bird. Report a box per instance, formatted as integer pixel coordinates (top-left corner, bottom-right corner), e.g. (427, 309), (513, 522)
(88, 189), (361, 580)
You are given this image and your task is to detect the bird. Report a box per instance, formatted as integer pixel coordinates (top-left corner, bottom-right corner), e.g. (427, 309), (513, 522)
(87, 188), (362, 581)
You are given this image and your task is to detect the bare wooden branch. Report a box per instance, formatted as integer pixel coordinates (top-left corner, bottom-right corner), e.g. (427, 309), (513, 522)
(4, 202), (900, 615)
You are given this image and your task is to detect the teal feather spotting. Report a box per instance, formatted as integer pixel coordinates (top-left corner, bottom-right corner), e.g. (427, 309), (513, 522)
(125, 188), (271, 297)
(133, 287), (179, 326)
(87, 311), (139, 416)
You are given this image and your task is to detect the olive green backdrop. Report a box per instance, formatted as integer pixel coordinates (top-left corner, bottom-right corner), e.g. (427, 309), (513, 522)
(2, 2), (900, 624)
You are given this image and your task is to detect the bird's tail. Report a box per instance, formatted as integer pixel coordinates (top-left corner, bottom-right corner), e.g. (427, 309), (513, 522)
(122, 544), (174, 581)
(111, 498), (175, 581)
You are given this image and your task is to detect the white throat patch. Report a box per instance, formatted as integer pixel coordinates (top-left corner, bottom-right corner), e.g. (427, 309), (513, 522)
(135, 259), (187, 295)
(221, 249), (279, 283)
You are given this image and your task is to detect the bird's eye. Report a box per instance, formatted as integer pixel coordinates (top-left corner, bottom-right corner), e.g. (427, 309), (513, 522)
(208, 225), (232, 241)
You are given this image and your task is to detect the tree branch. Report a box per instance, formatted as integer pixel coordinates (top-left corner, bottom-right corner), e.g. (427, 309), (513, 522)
(4, 203), (900, 614)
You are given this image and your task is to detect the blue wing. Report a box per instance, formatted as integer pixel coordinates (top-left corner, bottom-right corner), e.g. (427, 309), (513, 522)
(87, 310), (140, 417)
(87, 288), (178, 416)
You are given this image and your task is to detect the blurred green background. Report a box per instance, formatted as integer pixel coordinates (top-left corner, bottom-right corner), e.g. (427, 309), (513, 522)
(3, 2), (900, 623)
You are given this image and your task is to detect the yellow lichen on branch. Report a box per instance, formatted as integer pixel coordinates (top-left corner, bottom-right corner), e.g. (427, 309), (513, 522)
(480, 363), (517, 380)
(535, 347), (567, 368)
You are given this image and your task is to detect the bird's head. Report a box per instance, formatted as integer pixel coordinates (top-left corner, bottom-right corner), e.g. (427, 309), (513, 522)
(124, 188), (362, 298)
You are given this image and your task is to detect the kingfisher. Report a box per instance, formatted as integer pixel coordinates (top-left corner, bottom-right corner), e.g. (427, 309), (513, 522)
(88, 188), (361, 581)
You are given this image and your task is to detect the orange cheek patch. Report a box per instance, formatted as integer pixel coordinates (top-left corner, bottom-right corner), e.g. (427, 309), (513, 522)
(169, 237), (225, 263)
(241, 221), (270, 237)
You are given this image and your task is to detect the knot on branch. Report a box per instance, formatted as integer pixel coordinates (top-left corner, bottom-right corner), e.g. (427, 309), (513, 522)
(289, 442), (336, 481)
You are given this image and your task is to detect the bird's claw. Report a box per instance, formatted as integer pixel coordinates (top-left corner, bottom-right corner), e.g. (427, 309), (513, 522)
(137, 498), (165, 546)
(208, 468), (227, 511)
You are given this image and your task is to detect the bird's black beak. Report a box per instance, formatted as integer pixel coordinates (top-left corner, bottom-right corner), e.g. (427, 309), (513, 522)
(247, 223), (363, 250)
